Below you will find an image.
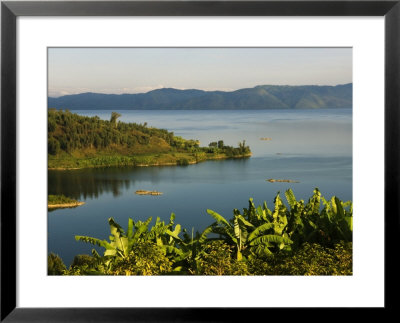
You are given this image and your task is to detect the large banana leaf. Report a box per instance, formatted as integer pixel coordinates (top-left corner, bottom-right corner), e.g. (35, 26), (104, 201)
(247, 223), (275, 241)
(249, 234), (293, 246)
(210, 226), (237, 244)
(344, 216), (353, 231)
(236, 214), (254, 228)
(74, 236), (114, 250)
(127, 218), (134, 239)
(166, 228), (183, 242)
(206, 209), (232, 228)
(198, 225), (213, 244)
(272, 193), (283, 220)
(285, 189), (297, 209)
(256, 205), (269, 222)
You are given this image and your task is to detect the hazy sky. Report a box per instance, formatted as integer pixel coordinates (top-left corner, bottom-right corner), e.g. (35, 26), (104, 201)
(48, 48), (352, 97)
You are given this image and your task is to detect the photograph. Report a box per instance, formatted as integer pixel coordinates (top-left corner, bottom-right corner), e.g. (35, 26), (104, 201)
(47, 47), (353, 276)
(2, 0), (398, 318)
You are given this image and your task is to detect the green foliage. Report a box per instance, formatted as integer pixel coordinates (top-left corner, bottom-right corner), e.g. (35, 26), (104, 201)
(48, 194), (78, 205)
(48, 137), (60, 155)
(48, 110), (251, 168)
(62, 188), (352, 276)
(177, 158), (189, 166)
(71, 254), (98, 267)
(238, 140), (251, 155)
(48, 109), (174, 154)
(285, 188), (353, 248)
(205, 209), (244, 260)
(203, 188), (351, 261)
(214, 139), (251, 157)
(65, 254), (105, 275)
(195, 241), (248, 275)
(48, 253), (66, 275)
(255, 242), (353, 275)
(110, 111), (121, 126)
(74, 213), (184, 274)
(110, 241), (172, 275)
(205, 196), (293, 261)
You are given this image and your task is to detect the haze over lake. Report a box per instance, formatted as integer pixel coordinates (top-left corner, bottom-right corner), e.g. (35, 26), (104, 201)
(48, 109), (352, 266)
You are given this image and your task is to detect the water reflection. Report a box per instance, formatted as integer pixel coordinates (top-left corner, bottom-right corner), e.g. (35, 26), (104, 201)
(48, 168), (133, 199)
(48, 159), (253, 200)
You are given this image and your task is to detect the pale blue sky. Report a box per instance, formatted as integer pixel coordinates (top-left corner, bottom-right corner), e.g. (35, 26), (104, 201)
(48, 48), (352, 97)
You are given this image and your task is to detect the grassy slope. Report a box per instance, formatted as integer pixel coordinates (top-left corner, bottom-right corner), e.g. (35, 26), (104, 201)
(48, 110), (251, 169)
(48, 150), (251, 169)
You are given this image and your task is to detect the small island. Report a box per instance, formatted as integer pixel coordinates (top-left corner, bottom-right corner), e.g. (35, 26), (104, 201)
(135, 190), (163, 196)
(48, 110), (251, 169)
(48, 194), (85, 209)
(266, 179), (299, 183)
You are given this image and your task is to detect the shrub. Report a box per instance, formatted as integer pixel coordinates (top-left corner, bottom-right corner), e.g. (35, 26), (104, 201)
(177, 158), (189, 166)
(48, 253), (66, 275)
(71, 254), (98, 267)
(195, 240), (248, 275)
(48, 137), (60, 155)
(250, 242), (352, 276)
(110, 241), (172, 276)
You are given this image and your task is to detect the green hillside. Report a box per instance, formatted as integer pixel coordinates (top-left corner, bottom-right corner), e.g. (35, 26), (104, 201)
(48, 84), (352, 110)
(48, 110), (251, 169)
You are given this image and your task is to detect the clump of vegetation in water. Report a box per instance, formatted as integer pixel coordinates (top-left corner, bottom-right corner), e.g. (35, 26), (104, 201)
(49, 188), (352, 276)
(48, 194), (79, 205)
(48, 194), (85, 210)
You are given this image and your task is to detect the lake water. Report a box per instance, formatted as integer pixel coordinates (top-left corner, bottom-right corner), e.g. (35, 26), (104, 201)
(48, 109), (352, 266)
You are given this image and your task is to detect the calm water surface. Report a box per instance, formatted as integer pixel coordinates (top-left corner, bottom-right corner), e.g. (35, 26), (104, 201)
(48, 109), (352, 266)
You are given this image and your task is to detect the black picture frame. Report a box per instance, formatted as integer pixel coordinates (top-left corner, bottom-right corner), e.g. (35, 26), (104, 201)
(1, 0), (399, 321)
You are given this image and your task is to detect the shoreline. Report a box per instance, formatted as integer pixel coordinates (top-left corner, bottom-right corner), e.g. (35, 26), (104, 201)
(48, 202), (85, 209)
(48, 153), (252, 170)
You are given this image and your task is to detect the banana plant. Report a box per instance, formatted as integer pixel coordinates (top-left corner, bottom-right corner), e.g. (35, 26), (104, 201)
(176, 225), (216, 274)
(285, 189), (306, 247)
(206, 208), (254, 260)
(147, 213), (182, 247)
(206, 203), (293, 260)
(319, 196), (353, 243)
(246, 196), (292, 257)
(75, 217), (136, 260)
(147, 213), (188, 265)
(283, 188), (353, 246)
(247, 229), (293, 258)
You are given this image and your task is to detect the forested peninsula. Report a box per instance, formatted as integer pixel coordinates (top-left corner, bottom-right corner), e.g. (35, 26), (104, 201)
(48, 83), (352, 110)
(48, 109), (251, 169)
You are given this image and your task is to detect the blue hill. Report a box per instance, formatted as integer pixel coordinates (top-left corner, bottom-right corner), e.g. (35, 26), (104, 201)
(48, 84), (352, 110)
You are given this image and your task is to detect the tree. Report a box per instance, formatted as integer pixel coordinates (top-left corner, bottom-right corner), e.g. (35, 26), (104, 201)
(48, 119), (56, 132)
(238, 140), (250, 155)
(48, 138), (60, 155)
(110, 112), (121, 127)
(218, 140), (224, 149)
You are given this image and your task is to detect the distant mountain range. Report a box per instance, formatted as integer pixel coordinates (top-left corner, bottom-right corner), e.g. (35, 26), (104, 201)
(48, 83), (352, 110)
